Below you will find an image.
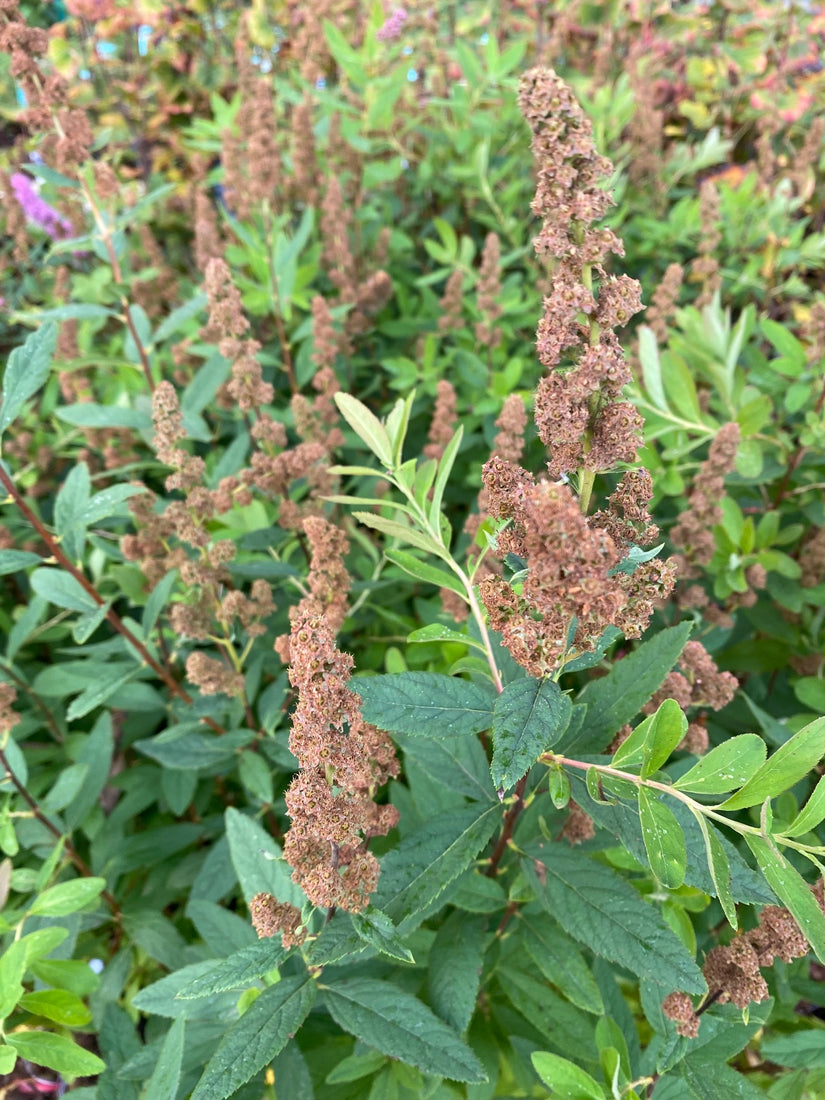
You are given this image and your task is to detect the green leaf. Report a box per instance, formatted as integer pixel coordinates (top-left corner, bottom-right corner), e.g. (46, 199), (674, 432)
(673, 735), (767, 795)
(375, 804), (500, 933)
(190, 977), (316, 1100)
(0, 549), (41, 575)
(429, 425), (463, 526)
(428, 911), (486, 1033)
(719, 717), (825, 810)
(67, 667), (138, 721)
(531, 1051), (606, 1099)
(761, 1031), (825, 1068)
(0, 323), (57, 436)
(0, 941), (27, 1018)
(0, 1047), (15, 1074)
(642, 699), (688, 777)
(497, 965), (596, 1063)
(325, 1050), (387, 1084)
(321, 978), (486, 1083)
(638, 325), (669, 412)
(353, 510), (443, 555)
(523, 843), (706, 993)
(28, 876), (106, 917)
(143, 569), (179, 634)
(692, 812), (737, 929)
(18, 989), (91, 1026)
(744, 834), (825, 963)
(407, 623), (485, 650)
(6, 1031), (104, 1078)
(224, 807), (304, 909)
(351, 908), (414, 964)
(30, 568), (98, 614)
(29, 959), (99, 998)
(386, 549), (466, 597)
(518, 907), (604, 1015)
(143, 1016), (184, 1100)
(638, 788), (687, 889)
(782, 775), (825, 838)
(55, 402), (152, 430)
(335, 393), (393, 465)
(354, 671), (495, 738)
(565, 623), (692, 752)
(492, 677), (572, 793)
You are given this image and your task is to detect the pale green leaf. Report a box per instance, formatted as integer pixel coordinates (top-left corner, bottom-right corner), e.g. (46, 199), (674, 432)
(492, 677), (572, 793)
(0, 323), (57, 435)
(720, 717), (825, 811)
(638, 788), (687, 889)
(673, 735), (767, 795)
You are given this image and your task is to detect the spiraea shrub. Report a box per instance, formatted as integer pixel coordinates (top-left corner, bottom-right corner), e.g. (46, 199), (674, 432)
(1, 2), (825, 1097)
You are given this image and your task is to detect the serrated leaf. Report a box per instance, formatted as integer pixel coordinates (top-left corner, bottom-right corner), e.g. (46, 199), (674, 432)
(523, 843), (706, 993)
(173, 941), (284, 999)
(531, 1051), (606, 1099)
(6, 1031), (104, 1078)
(638, 788), (687, 889)
(497, 966), (596, 1063)
(354, 671), (495, 738)
(760, 1031), (825, 1068)
(335, 393), (393, 464)
(564, 623), (692, 752)
(321, 978), (486, 1083)
(744, 834), (825, 963)
(428, 911), (485, 1033)
(0, 323), (57, 436)
(492, 677), (572, 793)
(673, 735), (767, 795)
(374, 804), (500, 933)
(719, 717), (825, 810)
(190, 977), (316, 1100)
(519, 908), (604, 1015)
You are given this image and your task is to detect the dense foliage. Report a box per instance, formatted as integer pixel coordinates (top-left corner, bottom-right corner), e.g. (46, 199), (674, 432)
(2, 1), (825, 1097)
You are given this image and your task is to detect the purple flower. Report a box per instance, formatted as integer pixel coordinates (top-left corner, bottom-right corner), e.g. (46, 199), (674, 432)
(377, 7), (407, 41)
(9, 172), (73, 240)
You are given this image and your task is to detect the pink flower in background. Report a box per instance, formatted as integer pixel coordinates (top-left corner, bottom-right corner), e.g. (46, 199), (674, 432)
(377, 7), (407, 41)
(9, 173), (73, 240)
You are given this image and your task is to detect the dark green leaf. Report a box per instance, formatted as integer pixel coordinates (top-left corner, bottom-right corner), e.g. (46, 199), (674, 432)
(0, 323), (57, 435)
(638, 788), (687, 889)
(174, 941), (285, 999)
(142, 1016), (184, 1100)
(761, 1031), (825, 1068)
(428, 911), (486, 1033)
(30, 568), (98, 614)
(354, 672), (495, 738)
(225, 807), (305, 909)
(519, 907), (604, 1015)
(351, 908), (414, 964)
(563, 623), (692, 752)
(321, 978), (486, 1083)
(0, 550), (41, 575)
(190, 977), (316, 1100)
(374, 805), (500, 933)
(492, 677), (572, 793)
(720, 717), (825, 810)
(523, 843), (706, 993)
(497, 966), (596, 1064)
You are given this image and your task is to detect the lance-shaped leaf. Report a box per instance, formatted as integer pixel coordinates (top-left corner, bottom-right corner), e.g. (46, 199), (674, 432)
(351, 908), (414, 965)
(744, 833), (825, 963)
(190, 977), (316, 1100)
(523, 842), (706, 994)
(385, 548), (466, 596)
(642, 699), (688, 777)
(673, 735), (767, 796)
(781, 774), (825, 838)
(638, 788), (687, 889)
(321, 978), (486, 1083)
(334, 393), (393, 465)
(692, 811), (736, 929)
(354, 671), (495, 738)
(353, 511), (444, 556)
(719, 717), (825, 811)
(0, 323), (57, 436)
(428, 911), (486, 1033)
(492, 677), (572, 793)
(531, 1052), (606, 1100)
(175, 940), (287, 999)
